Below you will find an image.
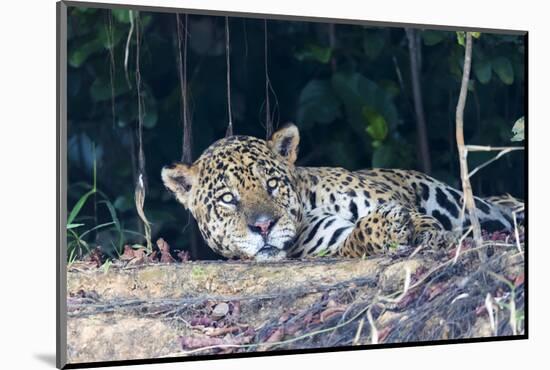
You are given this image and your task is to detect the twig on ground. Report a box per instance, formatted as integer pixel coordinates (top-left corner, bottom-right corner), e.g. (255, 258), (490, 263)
(509, 291), (517, 336)
(408, 243), (425, 258)
(366, 308), (378, 344)
(352, 318), (365, 345)
(512, 206), (524, 256)
(117, 257), (368, 270)
(67, 275), (377, 317)
(485, 293), (497, 336)
(486, 271), (520, 336)
(453, 226), (473, 264)
(379, 266), (411, 304)
(157, 295), (376, 358)
(451, 293), (469, 304)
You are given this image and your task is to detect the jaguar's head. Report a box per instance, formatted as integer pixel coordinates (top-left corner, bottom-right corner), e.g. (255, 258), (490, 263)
(162, 124), (303, 261)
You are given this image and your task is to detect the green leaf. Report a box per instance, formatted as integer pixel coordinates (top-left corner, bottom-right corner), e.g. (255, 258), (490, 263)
(316, 249), (330, 257)
(363, 107), (388, 142)
(67, 189), (96, 227)
(101, 259), (113, 274)
(68, 38), (103, 68)
(372, 144), (394, 168)
(456, 31), (465, 46)
(473, 59), (492, 84)
(511, 116), (524, 142)
(371, 142), (415, 168)
(295, 44), (332, 64)
(379, 80), (400, 98)
(66, 223), (85, 230)
(143, 99), (158, 128)
(331, 72), (398, 135)
(363, 32), (386, 59)
(422, 31), (446, 46)
(114, 195), (134, 212)
(471, 32), (481, 39)
(67, 147), (97, 227)
(328, 140), (359, 170)
(100, 200), (124, 251)
(73, 7), (97, 15)
(98, 24), (124, 50)
(121, 229), (148, 240)
(492, 57), (514, 85)
(111, 9), (135, 24)
(297, 79), (341, 127)
(79, 221), (116, 239)
(90, 76), (130, 102)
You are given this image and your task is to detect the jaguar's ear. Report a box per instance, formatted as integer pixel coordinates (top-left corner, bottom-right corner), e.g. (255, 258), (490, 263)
(161, 162), (198, 208)
(268, 123), (300, 165)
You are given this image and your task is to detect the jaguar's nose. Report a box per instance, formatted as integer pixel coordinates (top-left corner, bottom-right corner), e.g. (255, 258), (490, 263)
(248, 215), (278, 237)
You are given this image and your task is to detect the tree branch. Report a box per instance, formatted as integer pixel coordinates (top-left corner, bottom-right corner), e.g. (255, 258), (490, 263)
(455, 32), (482, 251)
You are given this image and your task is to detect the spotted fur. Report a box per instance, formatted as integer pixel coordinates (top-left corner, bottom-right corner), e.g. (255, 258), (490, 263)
(162, 124), (521, 261)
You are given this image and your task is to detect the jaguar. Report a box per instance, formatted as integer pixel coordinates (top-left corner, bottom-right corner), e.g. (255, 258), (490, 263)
(162, 124), (520, 261)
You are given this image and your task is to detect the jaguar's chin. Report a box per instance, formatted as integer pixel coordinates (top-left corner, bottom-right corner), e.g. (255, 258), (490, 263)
(254, 246), (287, 262)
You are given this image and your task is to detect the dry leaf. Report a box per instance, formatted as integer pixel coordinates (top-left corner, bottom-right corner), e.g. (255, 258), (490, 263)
(377, 326), (392, 343)
(230, 301), (241, 319)
(190, 316), (214, 327)
(127, 249), (146, 266)
(204, 326), (240, 337)
(157, 238), (176, 263)
(514, 273), (524, 287)
(177, 250), (190, 262)
(86, 246), (104, 268)
(180, 335), (224, 349)
(120, 245), (135, 261)
(284, 323), (301, 336)
(258, 327), (284, 351)
(320, 306), (346, 322)
(147, 250), (158, 263)
(428, 283), (448, 301)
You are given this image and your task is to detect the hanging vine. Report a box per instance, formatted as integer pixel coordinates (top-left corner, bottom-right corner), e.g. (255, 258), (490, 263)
(124, 10), (135, 89)
(133, 11), (153, 252)
(175, 13), (199, 258)
(176, 13), (193, 164)
(105, 11), (116, 127)
(264, 19), (273, 139)
(406, 28), (432, 175)
(225, 16), (233, 137)
(262, 19), (279, 139)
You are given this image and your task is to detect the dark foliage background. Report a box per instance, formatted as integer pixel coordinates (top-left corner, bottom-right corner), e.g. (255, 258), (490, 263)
(66, 6), (525, 260)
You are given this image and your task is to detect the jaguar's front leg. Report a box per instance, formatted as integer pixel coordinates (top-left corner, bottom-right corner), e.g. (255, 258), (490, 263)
(409, 212), (450, 250)
(289, 209), (355, 258)
(338, 203), (414, 258)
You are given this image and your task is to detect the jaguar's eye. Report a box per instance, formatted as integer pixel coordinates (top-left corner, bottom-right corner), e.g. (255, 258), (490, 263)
(267, 178), (279, 190)
(219, 192), (235, 204)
